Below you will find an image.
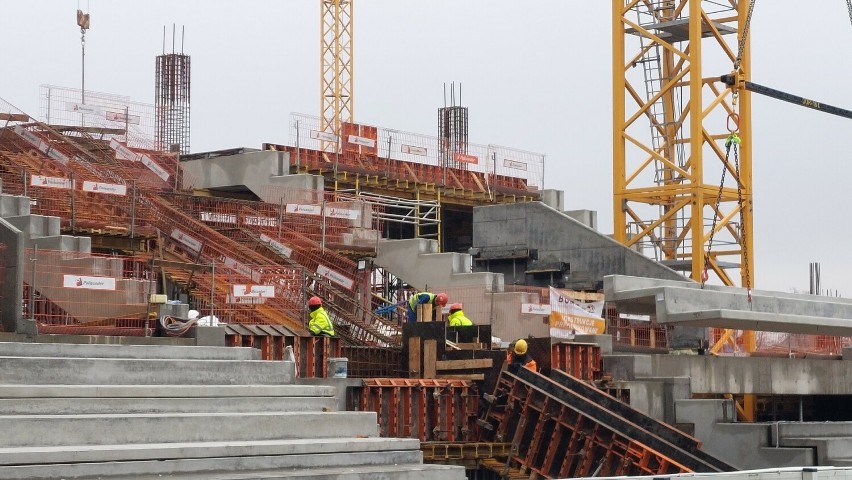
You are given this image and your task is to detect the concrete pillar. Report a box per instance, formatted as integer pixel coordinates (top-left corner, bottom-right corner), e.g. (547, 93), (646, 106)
(0, 219), (26, 334)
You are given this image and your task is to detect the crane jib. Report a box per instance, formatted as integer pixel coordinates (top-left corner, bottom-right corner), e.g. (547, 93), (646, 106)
(720, 74), (852, 121)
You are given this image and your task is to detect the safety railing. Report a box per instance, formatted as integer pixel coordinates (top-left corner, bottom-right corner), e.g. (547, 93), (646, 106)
(287, 112), (544, 192)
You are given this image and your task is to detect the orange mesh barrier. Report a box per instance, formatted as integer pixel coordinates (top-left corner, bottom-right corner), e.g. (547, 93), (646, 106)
(23, 249), (155, 334)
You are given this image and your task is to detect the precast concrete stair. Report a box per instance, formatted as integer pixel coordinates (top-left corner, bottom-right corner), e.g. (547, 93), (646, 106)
(606, 353), (816, 469)
(0, 342), (465, 479)
(773, 422), (852, 466)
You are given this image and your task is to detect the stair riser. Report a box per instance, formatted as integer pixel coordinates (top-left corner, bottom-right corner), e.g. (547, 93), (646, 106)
(0, 450), (421, 480)
(0, 357), (292, 385)
(0, 342), (259, 360)
(0, 412), (378, 447)
(0, 437), (421, 466)
(0, 396), (337, 415)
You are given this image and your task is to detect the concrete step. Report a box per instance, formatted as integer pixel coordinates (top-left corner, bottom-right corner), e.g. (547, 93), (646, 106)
(4, 214), (59, 238)
(0, 437), (420, 466)
(0, 411), (378, 447)
(0, 384), (333, 398)
(29, 234), (91, 253)
(0, 357), (292, 385)
(88, 464), (467, 480)
(0, 342), (259, 360)
(781, 436), (852, 465)
(0, 450), (446, 480)
(0, 395), (337, 415)
(0, 194), (31, 217)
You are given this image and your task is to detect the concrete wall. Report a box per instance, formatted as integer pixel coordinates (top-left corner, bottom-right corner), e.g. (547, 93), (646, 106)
(472, 202), (686, 290)
(489, 291), (550, 341)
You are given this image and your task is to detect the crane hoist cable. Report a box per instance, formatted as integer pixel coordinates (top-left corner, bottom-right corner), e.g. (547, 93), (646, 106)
(847, 0), (852, 28)
(733, 0), (758, 72)
(704, 1), (756, 297)
(703, 114), (750, 302)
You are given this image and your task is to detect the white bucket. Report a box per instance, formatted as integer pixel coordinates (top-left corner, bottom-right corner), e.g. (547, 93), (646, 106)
(327, 357), (348, 378)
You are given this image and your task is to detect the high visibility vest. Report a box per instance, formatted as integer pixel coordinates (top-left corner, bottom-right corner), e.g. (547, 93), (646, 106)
(408, 292), (436, 311)
(448, 310), (473, 327)
(308, 307), (335, 336)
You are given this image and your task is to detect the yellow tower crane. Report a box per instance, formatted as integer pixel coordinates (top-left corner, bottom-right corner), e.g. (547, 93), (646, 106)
(320, 0), (353, 153)
(613, 0), (754, 292)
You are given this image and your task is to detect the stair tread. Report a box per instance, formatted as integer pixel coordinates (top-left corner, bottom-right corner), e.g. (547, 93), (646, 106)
(0, 411), (362, 419)
(0, 384), (333, 398)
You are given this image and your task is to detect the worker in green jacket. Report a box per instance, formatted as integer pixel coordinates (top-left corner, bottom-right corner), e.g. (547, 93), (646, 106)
(447, 303), (473, 327)
(406, 291), (448, 322)
(307, 296), (335, 336)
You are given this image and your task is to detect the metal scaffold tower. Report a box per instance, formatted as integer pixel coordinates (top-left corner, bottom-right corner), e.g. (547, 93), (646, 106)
(320, 0), (353, 152)
(612, 0), (753, 289)
(155, 25), (191, 154)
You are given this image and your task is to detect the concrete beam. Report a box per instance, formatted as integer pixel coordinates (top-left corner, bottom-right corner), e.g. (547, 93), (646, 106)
(605, 275), (852, 336)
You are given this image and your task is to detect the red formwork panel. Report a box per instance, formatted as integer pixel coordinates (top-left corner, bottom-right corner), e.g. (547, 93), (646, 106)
(351, 378), (479, 442)
(551, 342), (601, 381)
(480, 372), (687, 478)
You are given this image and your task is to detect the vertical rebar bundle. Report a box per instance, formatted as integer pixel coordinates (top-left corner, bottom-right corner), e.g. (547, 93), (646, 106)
(155, 29), (191, 155)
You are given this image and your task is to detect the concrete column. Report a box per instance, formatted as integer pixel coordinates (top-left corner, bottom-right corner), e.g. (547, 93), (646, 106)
(0, 219), (26, 334)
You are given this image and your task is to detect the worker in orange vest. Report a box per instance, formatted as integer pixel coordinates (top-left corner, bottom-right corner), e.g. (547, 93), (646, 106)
(507, 339), (538, 373)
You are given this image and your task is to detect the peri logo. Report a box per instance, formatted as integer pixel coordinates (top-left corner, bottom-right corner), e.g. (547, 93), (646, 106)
(76, 277), (83, 286)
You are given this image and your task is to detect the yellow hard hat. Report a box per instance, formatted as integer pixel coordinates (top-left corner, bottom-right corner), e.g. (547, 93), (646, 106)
(514, 339), (528, 355)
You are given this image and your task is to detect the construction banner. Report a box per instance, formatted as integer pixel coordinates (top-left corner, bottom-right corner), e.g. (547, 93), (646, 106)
(548, 287), (605, 337)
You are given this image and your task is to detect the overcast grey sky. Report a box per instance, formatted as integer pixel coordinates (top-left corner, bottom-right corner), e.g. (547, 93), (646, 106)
(4, 1), (852, 295)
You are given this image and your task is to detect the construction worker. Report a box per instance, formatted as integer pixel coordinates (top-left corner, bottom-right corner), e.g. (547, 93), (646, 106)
(307, 296), (335, 337)
(447, 303), (473, 327)
(406, 291), (448, 322)
(507, 339), (538, 372)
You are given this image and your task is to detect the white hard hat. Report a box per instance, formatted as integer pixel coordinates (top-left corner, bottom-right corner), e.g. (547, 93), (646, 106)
(187, 309), (199, 319)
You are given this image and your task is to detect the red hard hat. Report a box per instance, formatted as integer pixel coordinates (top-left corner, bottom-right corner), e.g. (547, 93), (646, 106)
(449, 303), (463, 311)
(308, 296), (322, 307)
(436, 293), (448, 306)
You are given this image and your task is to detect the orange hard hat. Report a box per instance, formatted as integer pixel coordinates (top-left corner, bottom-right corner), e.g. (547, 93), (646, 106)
(435, 293), (448, 306)
(308, 296), (322, 307)
(449, 303), (463, 311)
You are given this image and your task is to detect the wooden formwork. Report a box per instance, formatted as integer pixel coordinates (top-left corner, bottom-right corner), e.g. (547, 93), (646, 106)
(349, 378), (480, 442)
